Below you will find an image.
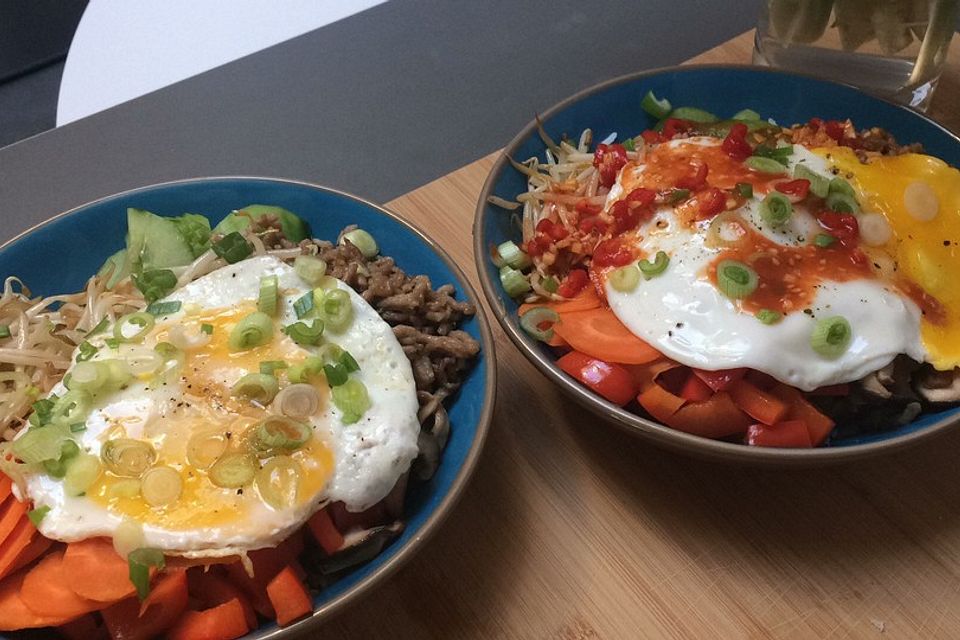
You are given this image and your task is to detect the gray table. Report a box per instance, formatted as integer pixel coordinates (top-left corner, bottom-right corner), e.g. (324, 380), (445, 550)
(0, 0), (754, 242)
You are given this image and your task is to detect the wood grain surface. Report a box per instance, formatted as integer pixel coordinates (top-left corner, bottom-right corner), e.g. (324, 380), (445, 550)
(323, 31), (960, 639)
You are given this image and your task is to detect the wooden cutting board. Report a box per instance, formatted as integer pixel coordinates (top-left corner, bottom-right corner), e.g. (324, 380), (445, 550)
(325, 30), (960, 639)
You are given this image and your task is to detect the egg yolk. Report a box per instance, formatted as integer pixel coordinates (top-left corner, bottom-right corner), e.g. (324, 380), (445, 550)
(818, 147), (960, 370)
(88, 303), (334, 529)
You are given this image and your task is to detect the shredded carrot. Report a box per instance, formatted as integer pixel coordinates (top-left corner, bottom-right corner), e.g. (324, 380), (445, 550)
(663, 391), (752, 439)
(769, 384), (835, 446)
(0, 570), (67, 631)
(0, 476), (12, 505)
(0, 524), (49, 581)
(637, 384), (686, 423)
(167, 598), (249, 640)
(553, 307), (660, 364)
(101, 569), (189, 640)
(518, 287), (600, 315)
(0, 498), (28, 547)
(679, 372), (714, 402)
(307, 508), (344, 555)
(188, 568), (257, 631)
(746, 420), (813, 448)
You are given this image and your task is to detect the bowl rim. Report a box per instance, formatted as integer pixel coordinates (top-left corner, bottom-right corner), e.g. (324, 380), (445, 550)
(0, 175), (497, 636)
(473, 62), (960, 464)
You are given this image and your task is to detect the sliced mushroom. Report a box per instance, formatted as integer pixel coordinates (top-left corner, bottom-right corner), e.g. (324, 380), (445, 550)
(860, 371), (893, 399)
(318, 521), (404, 575)
(897, 402), (922, 425)
(915, 367), (960, 403)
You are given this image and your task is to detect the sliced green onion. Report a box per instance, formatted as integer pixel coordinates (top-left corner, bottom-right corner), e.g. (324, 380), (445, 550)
(43, 439), (80, 478)
(752, 144), (793, 165)
(317, 289), (352, 332)
(258, 275), (279, 317)
(29, 396), (57, 427)
(668, 106), (718, 123)
(228, 311), (274, 351)
(212, 232), (253, 264)
(154, 342), (180, 361)
(209, 453), (256, 488)
(64, 454), (102, 497)
(255, 457), (302, 510)
(542, 276), (559, 293)
(13, 424), (71, 465)
(814, 233), (837, 248)
(745, 156), (787, 174)
(496, 240), (532, 270)
(145, 300), (182, 316)
(341, 228), (379, 259)
(50, 390), (92, 426)
(622, 137), (636, 152)
(255, 416), (312, 452)
(811, 316), (852, 358)
(519, 308), (559, 342)
(231, 373), (279, 404)
(186, 432), (227, 470)
(669, 188), (690, 204)
(0, 325), (11, 339)
(759, 192), (793, 227)
(736, 182), (754, 198)
(274, 384), (321, 420)
(283, 320), (324, 346)
(128, 548), (165, 601)
(756, 309), (783, 325)
(294, 256), (328, 286)
(76, 341), (98, 363)
(826, 191), (860, 214)
(70, 423), (86, 433)
(638, 251), (670, 279)
(27, 506), (50, 527)
(828, 176), (856, 198)
(293, 291), (314, 319)
(732, 108), (762, 121)
(339, 350), (360, 373)
(65, 361), (108, 393)
(86, 317), (109, 338)
(132, 269), (177, 303)
(101, 439), (157, 478)
(323, 363), (348, 387)
(105, 338), (120, 350)
(716, 259), (759, 299)
(140, 466), (182, 507)
(609, 265), (641, 292)
(114, 312), (155, 344)
(316, 344), (344, 365)
(260, 360), (288, 375)
(793, 164), (830, 198)
(641, 90), (672, 120)
(332, 379), (371, 424)
(499, 266), (531, 298)
(200, 323), (214, 335)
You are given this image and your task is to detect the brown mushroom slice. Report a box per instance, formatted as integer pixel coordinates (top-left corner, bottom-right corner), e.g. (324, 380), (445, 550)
(915, 367), (960, 403)
(318, 521), (404, 575)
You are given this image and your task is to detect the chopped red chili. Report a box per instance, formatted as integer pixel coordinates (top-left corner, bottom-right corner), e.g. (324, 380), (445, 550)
(698, 187), (726, 218)
(557, 268), (590, 298)
(721, 122), (752, 161)
(675, 161), (709, 191)
(775, 178), (811, 201)
(593, 143), (629, 188)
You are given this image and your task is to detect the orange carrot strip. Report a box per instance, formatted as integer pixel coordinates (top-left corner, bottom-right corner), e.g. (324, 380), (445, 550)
(679, 372), (713, 402)
(665, 392), (752, 439)
(0, 475), (12, 504)
(167, 599), (249, 640)
(637, 384), (687, 423)
(746, 420), (813, 448)
(266, 565), (312, 627)
(769, 384), (835, 446)
(308, 508), (344, 555)
(19, 549), (101, 620)
(623, 360), (679, 392)
(62, 537), (137, 603)
(102, 569), (189, 640)
(727, 379), (789, 425)
(1, 529), (51, 581)
(0, 570), (68, 631)
(517, 287), (600, 316)
(223, 562), (273, 619)
(553, 307), (661, 365)
(0, 498), (28, 546)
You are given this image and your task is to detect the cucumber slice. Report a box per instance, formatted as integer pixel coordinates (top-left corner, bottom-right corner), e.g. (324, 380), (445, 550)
(123, 208), (196, 277)
(98, 249), (129, 288)
(213, 204), (310, 243)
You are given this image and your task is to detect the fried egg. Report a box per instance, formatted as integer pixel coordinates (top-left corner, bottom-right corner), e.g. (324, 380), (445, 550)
(604, 137), (927, 390)
(19, 255), (420, 557)
(818, 146), (960, 370)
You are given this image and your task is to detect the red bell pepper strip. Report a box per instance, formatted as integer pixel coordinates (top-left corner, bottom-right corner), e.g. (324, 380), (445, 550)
(557, 351), (638, 406)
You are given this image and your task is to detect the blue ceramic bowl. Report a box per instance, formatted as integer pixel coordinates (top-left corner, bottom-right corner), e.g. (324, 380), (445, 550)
(0, 177), (495, 637)
(474, 64), (960, 463)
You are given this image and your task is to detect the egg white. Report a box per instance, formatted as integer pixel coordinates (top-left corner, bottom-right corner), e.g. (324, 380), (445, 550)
(21, 255), (420, 556)
(605, 139), (926, 390)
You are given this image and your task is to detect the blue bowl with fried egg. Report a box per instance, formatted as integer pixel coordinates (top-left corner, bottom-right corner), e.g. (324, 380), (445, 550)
(0, 177), (494, 638)
(474, 64), (960, 463)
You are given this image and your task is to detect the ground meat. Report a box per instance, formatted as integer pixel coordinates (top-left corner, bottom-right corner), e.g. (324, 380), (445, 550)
(301, 233), (480, 400)
(786, 119), (923, 161)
